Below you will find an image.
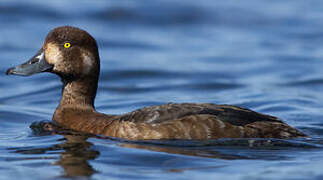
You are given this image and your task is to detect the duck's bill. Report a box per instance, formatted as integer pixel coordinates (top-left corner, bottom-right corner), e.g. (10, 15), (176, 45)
(6, 49), (53, 76)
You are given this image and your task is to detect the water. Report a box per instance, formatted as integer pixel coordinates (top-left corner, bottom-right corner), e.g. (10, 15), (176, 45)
(1, 0), (323, 179)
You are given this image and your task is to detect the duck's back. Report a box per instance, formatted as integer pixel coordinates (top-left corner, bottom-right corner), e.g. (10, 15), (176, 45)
(103, 103), (306, 140)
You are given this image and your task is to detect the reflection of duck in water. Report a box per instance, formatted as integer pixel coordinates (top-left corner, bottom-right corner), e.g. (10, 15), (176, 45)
(10, 132), (98, 178)
(7, 26), (306, 140)
(55, 135), (99, 178)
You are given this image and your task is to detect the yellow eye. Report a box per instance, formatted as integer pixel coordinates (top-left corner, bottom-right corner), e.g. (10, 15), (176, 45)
(64, 42), (71, 49)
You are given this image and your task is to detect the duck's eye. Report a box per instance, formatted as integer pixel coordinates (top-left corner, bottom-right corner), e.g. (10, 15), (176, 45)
(64, 42), (71, 49)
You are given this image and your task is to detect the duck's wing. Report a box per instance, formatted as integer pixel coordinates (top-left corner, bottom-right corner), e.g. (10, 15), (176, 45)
(117, 103), (283, 126)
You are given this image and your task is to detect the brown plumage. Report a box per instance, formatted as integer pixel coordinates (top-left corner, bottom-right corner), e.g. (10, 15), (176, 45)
(6, 26), (307, 140)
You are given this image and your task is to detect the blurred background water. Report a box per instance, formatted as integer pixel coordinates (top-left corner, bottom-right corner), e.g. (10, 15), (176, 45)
(1, 0), (323, 179)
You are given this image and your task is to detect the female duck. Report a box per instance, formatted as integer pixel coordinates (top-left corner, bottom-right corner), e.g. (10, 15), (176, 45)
(6, 26), (306, 140)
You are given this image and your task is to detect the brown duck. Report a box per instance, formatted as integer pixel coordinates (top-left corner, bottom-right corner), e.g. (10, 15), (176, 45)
(6, 26), (306, 140)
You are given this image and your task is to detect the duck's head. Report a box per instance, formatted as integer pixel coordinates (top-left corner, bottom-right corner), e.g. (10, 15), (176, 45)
(6, 26), (100, 81)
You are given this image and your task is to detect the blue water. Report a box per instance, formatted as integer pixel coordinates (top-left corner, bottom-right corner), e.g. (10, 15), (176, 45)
(1, 0), (323, 179)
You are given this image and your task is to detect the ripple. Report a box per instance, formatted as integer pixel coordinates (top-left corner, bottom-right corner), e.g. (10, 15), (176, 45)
(280, 78), (323, 87)
(101, 82), (242, 94)
(100, 40), (161, 50)
(90, 4), (210, 26)
(0, 3), (64, 20)
(100, 70), (235, 84)
(120, 138), (320, 149)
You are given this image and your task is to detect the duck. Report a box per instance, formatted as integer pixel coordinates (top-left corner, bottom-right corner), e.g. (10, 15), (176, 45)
(6, 26), (307, 140)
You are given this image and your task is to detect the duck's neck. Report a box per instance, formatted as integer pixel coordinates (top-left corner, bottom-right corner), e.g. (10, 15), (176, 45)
(58, 76), (98, 109)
